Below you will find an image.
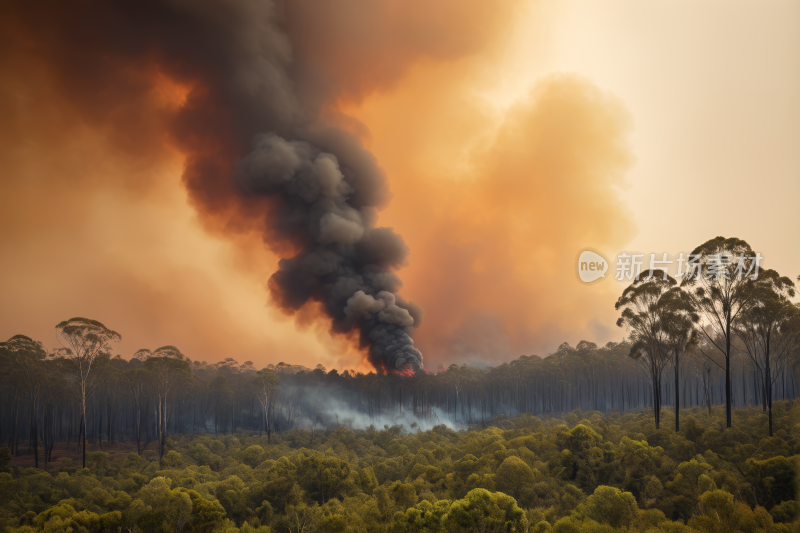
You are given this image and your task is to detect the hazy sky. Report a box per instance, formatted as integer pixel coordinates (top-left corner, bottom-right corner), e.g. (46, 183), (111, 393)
(1, 0), (797, 371)
(518, 1), (800, 274)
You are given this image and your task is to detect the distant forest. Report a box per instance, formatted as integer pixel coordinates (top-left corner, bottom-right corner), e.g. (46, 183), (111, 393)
(3, 238), (798, 471)
(1, 319), (796, 471)
(2, 235), (800, 532)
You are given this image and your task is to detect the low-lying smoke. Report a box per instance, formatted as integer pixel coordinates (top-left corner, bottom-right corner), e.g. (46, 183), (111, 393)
(277, 380), (459, 432)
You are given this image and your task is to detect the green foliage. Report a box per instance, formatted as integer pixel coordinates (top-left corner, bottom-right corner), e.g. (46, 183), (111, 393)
(295, 450), (351, 503)
(582, 485), (638, 528)
(745, 455), (798, 508)
(556, 424), (606, 491)
(127, 476), (194, 532)
(441, 488), (527, 532)
(183, 489), (227, 533)
(390, 499), (451, 533)
(239, 445), (266, 468)
(688, 489), (777, 533)
(495, 456), (536, 500)
(3, 403), (799, 533)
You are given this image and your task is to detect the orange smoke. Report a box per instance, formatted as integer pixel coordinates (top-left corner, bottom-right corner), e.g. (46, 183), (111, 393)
(0, 0), (634, 370)
(347, 63), (637, 366)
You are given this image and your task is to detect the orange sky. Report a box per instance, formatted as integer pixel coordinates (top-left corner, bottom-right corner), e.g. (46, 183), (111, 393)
(1, 0), (797, 370)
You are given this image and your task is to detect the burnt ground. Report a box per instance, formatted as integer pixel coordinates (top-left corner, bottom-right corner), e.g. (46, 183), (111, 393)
(8, 439), (161, 472)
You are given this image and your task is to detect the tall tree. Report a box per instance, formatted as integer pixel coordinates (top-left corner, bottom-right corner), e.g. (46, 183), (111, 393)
(0, 335), (47, 467)
(658, 288), (699, 432)
(681, 237), (760, 428)
(616, 269), (675, 429)
(124, 366), (151, 455)
(735, 269), (798, 436)
(142, 346), (191, 459)
(39, 354), (67, 467)
(55, 318), (120, 467)
(254, 369), (279, 442)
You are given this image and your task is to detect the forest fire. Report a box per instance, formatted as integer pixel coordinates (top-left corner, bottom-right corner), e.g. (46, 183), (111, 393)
(1, 1), (797, 532)
(0, 0), (427, 374)
(392, 366), (422, 377)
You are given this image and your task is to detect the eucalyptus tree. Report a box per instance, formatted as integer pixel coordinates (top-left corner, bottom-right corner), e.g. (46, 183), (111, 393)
(55, 318), (120, 467)
(141, 346), (191, 459)
(615, 269), (675, 429)
(0, 352), (20, 453)
(179, 372), (207, 435)
(254, 369), (280, 442)
(734, 269), (798, 436)
(440, 364), (468, 422)
(0, 335), (47, 466)
(680, 237), (760, 428)
(94, 357), (124, 447)
(209, 375), (234, 434)
(124, 364), (151, 454)
(39, 354), (69, 467)
(658, 287), (699, 431)
(684, 340), (714, 416)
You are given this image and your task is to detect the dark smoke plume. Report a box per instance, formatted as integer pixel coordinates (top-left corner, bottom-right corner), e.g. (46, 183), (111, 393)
(238, 134), (424, 371)
(1, 0), (437, 371)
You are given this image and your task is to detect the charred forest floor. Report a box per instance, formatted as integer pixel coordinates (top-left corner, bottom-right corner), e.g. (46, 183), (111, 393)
(9, 439), (158, 472)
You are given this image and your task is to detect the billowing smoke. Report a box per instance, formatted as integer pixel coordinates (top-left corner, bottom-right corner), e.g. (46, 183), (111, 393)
(1, 0), (490, 371)
(3, 0), (638, 370)
(237, 134), (424, 371)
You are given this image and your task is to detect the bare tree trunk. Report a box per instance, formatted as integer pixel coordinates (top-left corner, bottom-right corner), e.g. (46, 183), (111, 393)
(725, 321), (732, 428)
(79, 412), (86, 468)
(674, 351), (680, 432)
(135, 402), (141, 455)
(43, 406), (48, 469)
(267, 402), (272, 444)
(8, 396), (14, 453)
(98, 405), (103, 451)
(33, 398), (39, 468)
(14, 411), (20, 457)
(766, 337), (773, 437)
(160, 395), (167, 460)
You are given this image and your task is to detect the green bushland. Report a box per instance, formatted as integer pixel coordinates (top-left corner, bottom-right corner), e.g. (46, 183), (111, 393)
(1, 403), (798, 533)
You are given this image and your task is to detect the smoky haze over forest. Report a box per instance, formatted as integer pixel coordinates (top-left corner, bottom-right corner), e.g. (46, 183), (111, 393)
(1, 0), (799, 462)
(2, 320), (798, 533)
(2, 0), (444, 372)
(3, 328), (796, 453)
(0, 0), (651, 370)
(2, 1), (800, 531)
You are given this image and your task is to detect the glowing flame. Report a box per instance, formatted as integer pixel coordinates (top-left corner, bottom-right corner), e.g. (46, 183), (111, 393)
(392, 366), (428, 377)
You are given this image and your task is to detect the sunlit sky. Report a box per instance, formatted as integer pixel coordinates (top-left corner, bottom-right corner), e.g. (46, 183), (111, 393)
(1, 0), (797, 371)
(503, 1), (800, 272)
